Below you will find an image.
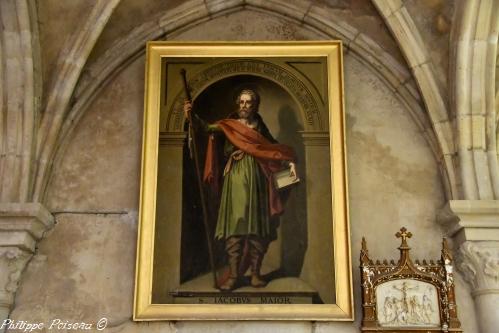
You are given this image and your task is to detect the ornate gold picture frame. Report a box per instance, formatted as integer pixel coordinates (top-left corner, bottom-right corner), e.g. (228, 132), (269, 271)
(134, 41), (353, 320)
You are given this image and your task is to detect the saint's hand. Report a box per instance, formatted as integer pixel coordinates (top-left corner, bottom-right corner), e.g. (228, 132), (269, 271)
(183, 100), (192, 120)
(289, 162), (298, 181)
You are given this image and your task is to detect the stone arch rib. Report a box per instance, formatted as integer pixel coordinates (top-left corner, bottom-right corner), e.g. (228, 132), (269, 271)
(40, 0), (456, 202)
(371, 0), (458, 199)
(32, 0), (121, 202)
(451, 0), (499, 200)
(0, 0), (40, 202)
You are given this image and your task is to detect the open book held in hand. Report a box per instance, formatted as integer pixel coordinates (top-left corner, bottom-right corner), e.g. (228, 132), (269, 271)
(273, 167), (300, 190)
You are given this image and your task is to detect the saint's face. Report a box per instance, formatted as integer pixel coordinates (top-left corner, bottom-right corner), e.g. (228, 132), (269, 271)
(237, 93), (255, 119)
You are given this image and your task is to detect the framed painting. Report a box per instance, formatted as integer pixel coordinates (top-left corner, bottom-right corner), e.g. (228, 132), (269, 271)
(134, 41), (353, 320)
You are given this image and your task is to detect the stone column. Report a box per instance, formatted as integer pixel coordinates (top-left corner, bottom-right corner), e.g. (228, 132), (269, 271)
(457, 242), (499, 332)
(438, 200), (499, 333)
(0, 203), (54, 330)
(152, 132), (186, 303)
(298, 131), (334, 304)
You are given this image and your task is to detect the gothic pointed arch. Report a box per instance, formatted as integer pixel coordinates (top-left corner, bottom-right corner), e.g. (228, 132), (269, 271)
(42, 0), (454, 202)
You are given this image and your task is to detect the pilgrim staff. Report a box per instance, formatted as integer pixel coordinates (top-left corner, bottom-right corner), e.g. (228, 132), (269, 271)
(180, 69), (217, 288)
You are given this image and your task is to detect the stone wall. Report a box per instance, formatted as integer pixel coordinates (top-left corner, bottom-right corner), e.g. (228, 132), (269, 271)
(9, 9), (478, 332)
(2, 1), (497, 332)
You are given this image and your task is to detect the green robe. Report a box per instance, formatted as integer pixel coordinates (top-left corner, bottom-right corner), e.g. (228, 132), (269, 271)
(215, 152), (270, 239)
(199, 115), (277, 240)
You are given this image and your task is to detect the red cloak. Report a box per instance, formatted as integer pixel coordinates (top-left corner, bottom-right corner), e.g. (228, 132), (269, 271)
(203, 119), (295, 216)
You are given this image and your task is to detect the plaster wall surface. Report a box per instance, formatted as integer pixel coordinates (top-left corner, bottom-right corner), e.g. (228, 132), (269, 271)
(86, 0), (187, 66)
(45, 57), (144, 212)
(36, 0), (96, 105)
(9, 9), (478, 333)
(404, 0), (452, 100)
(82, 0), (406, 75)
(310, 0), (406, 65)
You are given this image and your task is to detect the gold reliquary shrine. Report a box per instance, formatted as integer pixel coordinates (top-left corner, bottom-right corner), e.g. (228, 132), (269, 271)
(360, 228), (462, 332)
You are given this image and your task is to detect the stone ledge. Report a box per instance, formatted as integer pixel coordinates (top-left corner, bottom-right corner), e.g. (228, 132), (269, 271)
(0, 203), (54, 252)
(438, 200), (499, 245)
(0, 291), (13, 309)
(299, 131), (329, 146)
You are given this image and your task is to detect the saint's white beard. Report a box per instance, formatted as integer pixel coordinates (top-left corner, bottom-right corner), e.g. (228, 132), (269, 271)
(238, 108), (251, 119)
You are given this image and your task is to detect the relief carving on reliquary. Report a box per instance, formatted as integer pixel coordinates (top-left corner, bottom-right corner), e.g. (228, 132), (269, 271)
(360, 228), (462, 333)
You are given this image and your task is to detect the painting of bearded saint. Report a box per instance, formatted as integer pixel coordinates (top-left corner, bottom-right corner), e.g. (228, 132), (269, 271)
(136, 44), (353, 320)
(183, 87), (298, 293)
(150, 66), (338, 306)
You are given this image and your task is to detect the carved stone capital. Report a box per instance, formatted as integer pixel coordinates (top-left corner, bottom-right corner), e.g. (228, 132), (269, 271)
(0, 247), (32, 309)
(456, 241), (499, 296)
(0, 203), (54, 252)
(0, 203), (53, 318)
(299, 131), (330, 146)
(437, 200), (499, 246)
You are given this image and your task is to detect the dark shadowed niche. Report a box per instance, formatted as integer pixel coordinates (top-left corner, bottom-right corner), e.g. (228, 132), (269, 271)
(180, 75), (308, 285)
